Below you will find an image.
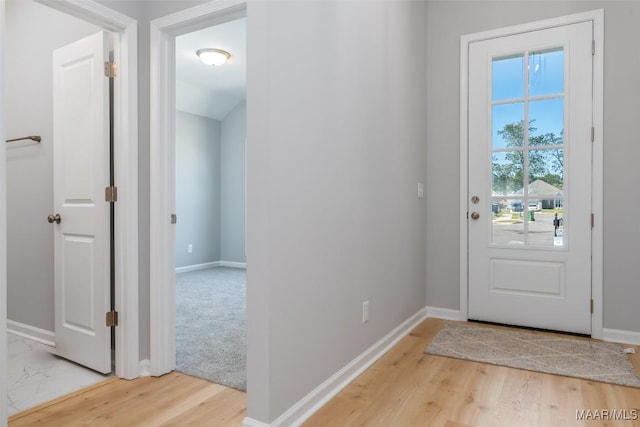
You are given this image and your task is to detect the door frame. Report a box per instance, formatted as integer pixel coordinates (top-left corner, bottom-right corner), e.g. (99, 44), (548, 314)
(149, 0), (246, 376)
(1, 2), (7, 422)
(33, 0), (140, 380)
(459, 10), (604, 338)
(0, 2), (138, 420)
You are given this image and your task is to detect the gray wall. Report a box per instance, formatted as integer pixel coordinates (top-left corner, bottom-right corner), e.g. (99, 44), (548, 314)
(5, 0), (99, 332)
(220, 101), (246, 264)
(175, 111), (221, 268)
(246, 1), (427, 421)
(425, 1), (640, 334)
(175, 103), (246, 268)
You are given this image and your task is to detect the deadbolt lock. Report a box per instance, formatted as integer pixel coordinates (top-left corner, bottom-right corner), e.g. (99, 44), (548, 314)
(471, 196), (480, 204)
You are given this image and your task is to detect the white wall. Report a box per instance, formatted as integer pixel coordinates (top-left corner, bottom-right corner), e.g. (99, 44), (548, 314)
(220, 100), (246, 264)
(5, 0), (99, 332)
(246, 1), (427, 421)
(425, 1), (640, 334)
(175, 111), (221, 268)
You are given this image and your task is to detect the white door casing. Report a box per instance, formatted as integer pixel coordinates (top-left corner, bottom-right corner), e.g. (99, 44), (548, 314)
(2, 1), (138, 422)
(149, 0), (246, 377)
(0, 1), (8, 425)
(33, 0), (140, 381)
(53, 31), (111, 374)
(467, 22), (593, 334)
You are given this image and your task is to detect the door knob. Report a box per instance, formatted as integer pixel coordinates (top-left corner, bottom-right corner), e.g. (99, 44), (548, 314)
(470, 212), (480, 220)
(47, 213), (61, 224)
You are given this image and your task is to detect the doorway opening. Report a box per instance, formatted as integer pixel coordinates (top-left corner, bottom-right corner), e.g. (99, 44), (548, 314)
(173, 18), (247, 390)
(5, 0), (111, 415)
(148, 0), (246, 379)
(2, 0), (138, 419)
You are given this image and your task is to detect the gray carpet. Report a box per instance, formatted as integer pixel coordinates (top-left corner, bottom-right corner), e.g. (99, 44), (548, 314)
(176, 267), (246, 391)
(425, 323), (640, 388)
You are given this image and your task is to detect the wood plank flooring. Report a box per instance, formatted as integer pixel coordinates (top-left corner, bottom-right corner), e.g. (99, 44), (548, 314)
(8, 372), (246, 426)
(305, 318), (640, 427)
(9, 318), (640, 427)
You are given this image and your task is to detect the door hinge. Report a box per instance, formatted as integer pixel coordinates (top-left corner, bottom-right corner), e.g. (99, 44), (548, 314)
(591, 213), (595, 228)
(171, 214), (177, 224)
(590, 299), (594, 314)
(104, 61), (117, 78)
(106, 310), (118, 327)
(592, 40), (595, 56)
(105, 186), (118, 203)
(591, 127), (595, 142)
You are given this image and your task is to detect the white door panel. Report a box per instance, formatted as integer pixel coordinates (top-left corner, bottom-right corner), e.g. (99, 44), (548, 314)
(53, 31), (111, 373)
(468, 22), (592, 334)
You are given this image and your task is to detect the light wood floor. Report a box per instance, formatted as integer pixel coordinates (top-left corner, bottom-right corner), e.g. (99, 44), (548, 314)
(8, 372), (246, 426)
(10, 318), (640, 427)
(305, 318), (640, 427)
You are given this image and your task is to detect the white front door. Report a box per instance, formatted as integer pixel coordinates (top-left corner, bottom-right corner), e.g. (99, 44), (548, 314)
(53, 31), (111, 373)
(468, 22), (593, 334)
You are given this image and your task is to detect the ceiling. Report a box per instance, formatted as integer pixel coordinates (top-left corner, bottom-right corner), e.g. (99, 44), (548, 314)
(175, 17), (246, 121)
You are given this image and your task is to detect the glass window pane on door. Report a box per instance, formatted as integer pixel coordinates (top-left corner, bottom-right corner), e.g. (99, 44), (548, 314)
(529, 48), (564, 97)
(490, 46), (566, 248)
(529, 98), (564, 146)
(492, 103), (524, 149)
(528, 148), (564, 247)
(492, 54), (524, 101)
(526, 204), (563, 247)
(529, 149), (564, 194)
(492, 198), (525, 245)
(492, 151), (524, 196)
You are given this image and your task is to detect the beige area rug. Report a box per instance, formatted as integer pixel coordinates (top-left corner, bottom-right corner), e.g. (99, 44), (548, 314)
(424, 323), (640, 388)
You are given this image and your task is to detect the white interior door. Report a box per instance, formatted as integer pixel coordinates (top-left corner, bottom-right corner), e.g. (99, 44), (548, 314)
(468, 22), (593, 334)
(53, 31), (111, 373)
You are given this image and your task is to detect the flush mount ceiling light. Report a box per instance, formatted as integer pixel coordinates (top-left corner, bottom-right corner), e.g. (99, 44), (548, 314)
(196, 48), (231, 67)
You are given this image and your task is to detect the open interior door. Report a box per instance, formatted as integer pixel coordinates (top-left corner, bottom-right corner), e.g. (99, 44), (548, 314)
(52, 31), (111, 374)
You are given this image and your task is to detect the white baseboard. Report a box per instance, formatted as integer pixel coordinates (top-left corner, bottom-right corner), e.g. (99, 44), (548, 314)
(139, 359), (151, 377)
(242, 306), (427, 427)
(176, 261), (220, 273)
(176, 260), (247, 273)
(220, 260), (247, 269)
(426, 306), (462, 321)
(242, 419), (270, 427)
(7, 319), (55, 347)
(603, 328), (640, 346)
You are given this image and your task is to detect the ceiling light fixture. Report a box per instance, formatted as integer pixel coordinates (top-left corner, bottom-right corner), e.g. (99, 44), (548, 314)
(196, 48), (231, 67)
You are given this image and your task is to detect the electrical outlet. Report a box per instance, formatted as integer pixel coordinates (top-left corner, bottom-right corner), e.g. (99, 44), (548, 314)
(362, 301), (369, 323)
(417, 182), (424, 199)
(187, 244), (193, 254)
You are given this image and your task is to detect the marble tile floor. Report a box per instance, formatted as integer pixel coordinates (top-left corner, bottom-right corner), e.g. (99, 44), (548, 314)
(7, 332), (111, 416)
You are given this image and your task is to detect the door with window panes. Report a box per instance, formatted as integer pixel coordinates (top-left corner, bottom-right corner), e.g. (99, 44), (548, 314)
(468, 22), (593, 334)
